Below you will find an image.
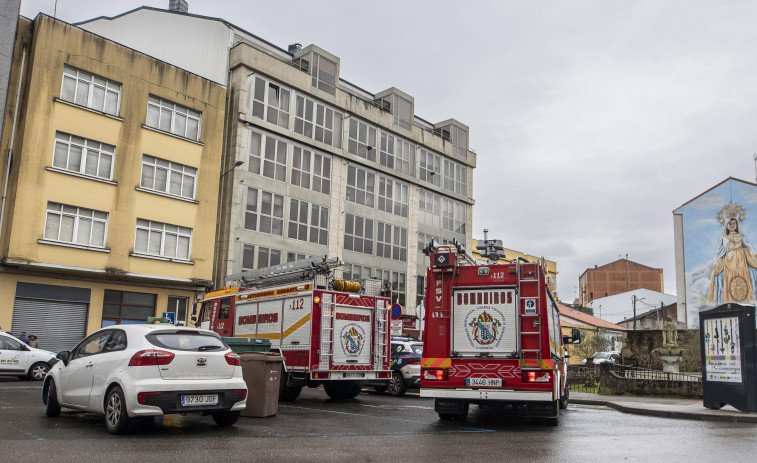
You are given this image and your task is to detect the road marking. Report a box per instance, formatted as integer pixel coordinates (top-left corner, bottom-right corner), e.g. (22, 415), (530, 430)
(278, 404), (494, 434)
(0, 421), (46, 440)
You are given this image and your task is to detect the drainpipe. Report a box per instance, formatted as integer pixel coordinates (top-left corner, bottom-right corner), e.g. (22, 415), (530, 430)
(0, 44), (27, 246)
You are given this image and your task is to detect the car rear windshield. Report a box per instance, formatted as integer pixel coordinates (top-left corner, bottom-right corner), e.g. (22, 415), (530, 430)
(146, 332), (226, 352)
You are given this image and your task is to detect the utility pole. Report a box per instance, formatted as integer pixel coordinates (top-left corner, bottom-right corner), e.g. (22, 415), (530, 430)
(632, 295), (637, 330)
(625, 254), (630, 292)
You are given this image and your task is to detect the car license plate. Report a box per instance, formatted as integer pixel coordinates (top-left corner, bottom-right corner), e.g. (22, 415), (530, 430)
(465, 377), (502, 387)
(181, 394), (218, 406)
(343, 372), (365, 378)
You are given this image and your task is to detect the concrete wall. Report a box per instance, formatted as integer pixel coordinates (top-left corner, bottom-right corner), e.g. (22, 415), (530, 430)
(621, 329), (702, 372)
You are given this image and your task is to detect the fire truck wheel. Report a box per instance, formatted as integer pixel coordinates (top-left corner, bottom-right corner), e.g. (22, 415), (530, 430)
(559, 387), (569, 409)
(387, 371), (407, 397)
(212, 410), (241, 427)
(324, 381), (361, 400)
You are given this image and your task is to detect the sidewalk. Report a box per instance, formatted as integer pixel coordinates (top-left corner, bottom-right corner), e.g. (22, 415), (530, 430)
(570, 392), (757, 423)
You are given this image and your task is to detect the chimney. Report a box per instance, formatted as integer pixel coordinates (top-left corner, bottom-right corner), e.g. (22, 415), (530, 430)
(288, 43), (302, 54)
(169, 0), (189, 13)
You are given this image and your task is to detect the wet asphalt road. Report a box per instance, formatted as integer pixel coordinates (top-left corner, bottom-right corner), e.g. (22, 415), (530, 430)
(2, 379), (757, 462)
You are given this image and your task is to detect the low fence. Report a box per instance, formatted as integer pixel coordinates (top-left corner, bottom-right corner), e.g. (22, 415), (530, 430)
(567, 363), (702, 397)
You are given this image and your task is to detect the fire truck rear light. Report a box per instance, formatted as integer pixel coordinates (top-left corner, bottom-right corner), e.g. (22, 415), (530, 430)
(137, 391), (162, 404)
(523, 371), (552, 383)
(129, 350), (175, 366)
(314, 296), (321, 304)
(225, 352), (241, 366)
(313, 372), (329, 379)
(423, 369), (448, 381)
(377, 372), (391, 379)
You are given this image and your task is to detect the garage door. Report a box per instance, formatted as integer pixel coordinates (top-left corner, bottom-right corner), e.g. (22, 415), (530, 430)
(11, 298), (88, 352)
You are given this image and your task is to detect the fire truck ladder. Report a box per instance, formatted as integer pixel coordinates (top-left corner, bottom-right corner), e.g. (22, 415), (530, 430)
(373, 301), (388, 371)
(319, 293), (335, 370)
(517, 258), (543, 370)
(226, 256), (341, 289)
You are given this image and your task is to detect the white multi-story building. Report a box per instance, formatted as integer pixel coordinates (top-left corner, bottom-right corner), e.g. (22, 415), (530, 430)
(79, 5), (475, 315)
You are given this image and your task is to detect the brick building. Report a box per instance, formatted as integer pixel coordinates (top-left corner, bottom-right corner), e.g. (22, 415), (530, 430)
(578, 258), (663, 306)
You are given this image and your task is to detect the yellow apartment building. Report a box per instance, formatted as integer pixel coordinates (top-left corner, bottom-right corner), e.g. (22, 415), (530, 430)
(0, 15), (226, 350)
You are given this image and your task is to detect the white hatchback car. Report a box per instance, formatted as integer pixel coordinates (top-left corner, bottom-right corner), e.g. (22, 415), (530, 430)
(0, 332), (57, 380)
(43, 324), (247, 434)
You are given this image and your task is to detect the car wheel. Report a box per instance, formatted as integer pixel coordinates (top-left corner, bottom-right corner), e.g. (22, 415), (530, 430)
(28, 362), (50, 381)
(45, 379), (61, 417)
(104, 386), (131, 434)
(212, 410), (241, 427)
(559, 386), (569, 410)
(387, 371), (407, 397)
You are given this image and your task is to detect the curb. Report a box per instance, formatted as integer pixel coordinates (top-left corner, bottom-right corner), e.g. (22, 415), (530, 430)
(570, 398), (757, 423)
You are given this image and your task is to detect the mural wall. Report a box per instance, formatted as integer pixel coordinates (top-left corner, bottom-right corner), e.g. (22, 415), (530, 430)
(675, 179), (757, 328)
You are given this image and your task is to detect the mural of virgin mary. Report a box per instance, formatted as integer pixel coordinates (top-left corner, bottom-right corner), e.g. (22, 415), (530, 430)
(708, 203), (757, 305)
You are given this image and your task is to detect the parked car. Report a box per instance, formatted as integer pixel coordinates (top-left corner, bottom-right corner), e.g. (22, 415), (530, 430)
(42, 324), (248, 434)
(582, 351), (621, 365)
(384, 338), (423, 397)
(0, 331), (57, 380)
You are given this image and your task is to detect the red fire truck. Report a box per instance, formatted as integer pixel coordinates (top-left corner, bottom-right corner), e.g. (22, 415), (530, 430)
(420, 236), (581, 424)
(195, 257), (392, 401)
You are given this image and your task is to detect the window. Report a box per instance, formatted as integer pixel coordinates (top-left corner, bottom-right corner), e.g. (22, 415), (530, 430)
(288, 199), (329, 245)
(251, 77), (290, 129)
(343, 263), (372, 280)
(242, 244), (255, 271)
(294, 96), (342, 147)
(287, 251), (308, 263)
(134, 219), (192, 260)
(291, 146), (331, 194)
(347, 119), (377, 161)
(166, 296), (188, 326)
(379, 133), (395, 170)
(258, 246), (282, 268)
(377, 222), (407, 262)
(44, 202), (108, 248)
(244, 187), (284, 236)
(416, 275), (425, 308)
(248, 130), (287, 182)
(346, 165), (375, 207)
(442, 198), (466, 234)
(393, 95), (412, 131)
(146, 96), (201, 141)
(418, 232), (440, 252)
(376, 268), (406, 306)
(344, 213), (373, 255)
(419, 148), (441, 186)
(395, 139), (414, 176)
(60, 65), (121, 116)
(435, 124), (468, 157)
(378, 176), (408, 218)
(418, 190), (441, 226)
(140, 155), (197, 199)
(102, 290), (156, 326)
(444, 159), (467, 195)
(311, 53), (337, 95)
(53, 132), (114, 180)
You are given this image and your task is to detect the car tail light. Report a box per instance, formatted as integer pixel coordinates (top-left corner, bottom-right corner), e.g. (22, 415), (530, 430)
(423, 369), (448, 381)
(406, 358), (420, 365)
(312, 372), (329, 379)
(137, 391), (162, 404)
(523, 371), (553, 383)
(236, 389), (247, 400)
(225, 352), (241, 366)
(128, 349), (175, 366)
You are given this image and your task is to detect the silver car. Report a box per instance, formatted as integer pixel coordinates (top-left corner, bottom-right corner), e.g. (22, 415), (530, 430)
(43, 324), (247, 434)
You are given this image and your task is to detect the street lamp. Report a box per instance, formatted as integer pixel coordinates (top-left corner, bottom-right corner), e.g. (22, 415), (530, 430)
(221, 160), (244, 178)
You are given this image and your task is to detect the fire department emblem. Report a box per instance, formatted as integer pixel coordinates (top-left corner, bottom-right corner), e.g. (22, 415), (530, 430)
(464, 307), (505, 349)
(341, 324), (365, 356)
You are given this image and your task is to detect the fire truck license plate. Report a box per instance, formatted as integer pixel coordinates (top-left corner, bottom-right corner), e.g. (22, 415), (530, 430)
(465, 378), (502, 387)
(343, 372), (365, 378)
(181, 394), (218, 406)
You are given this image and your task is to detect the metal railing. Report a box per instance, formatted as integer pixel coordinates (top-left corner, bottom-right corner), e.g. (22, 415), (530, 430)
(567, 363), (701, 394)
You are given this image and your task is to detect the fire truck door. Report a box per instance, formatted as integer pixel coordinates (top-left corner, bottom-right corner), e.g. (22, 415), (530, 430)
(214, 298), (234, 337)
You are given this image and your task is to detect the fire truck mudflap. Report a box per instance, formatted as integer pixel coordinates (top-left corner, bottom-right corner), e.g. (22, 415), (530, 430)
(420, 235), (580, 424)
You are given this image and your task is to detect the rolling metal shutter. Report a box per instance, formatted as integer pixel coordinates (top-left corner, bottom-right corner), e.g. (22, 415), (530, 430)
(11, 298), (88, 352)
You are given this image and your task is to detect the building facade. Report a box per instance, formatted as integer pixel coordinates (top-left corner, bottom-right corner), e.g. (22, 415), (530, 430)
(469, 238), (558, 297)
(0, 15), (226, 350)
(578, 258), (663, 306)
(80, 7), (476, 316)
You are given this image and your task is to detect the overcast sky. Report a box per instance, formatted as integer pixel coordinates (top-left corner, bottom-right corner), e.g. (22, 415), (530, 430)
(19, 0), (757, 303)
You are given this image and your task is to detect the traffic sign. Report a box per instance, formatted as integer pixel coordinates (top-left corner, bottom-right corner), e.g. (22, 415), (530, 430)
(162, 312), (176, 324)
(391, 304), (402, 319)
